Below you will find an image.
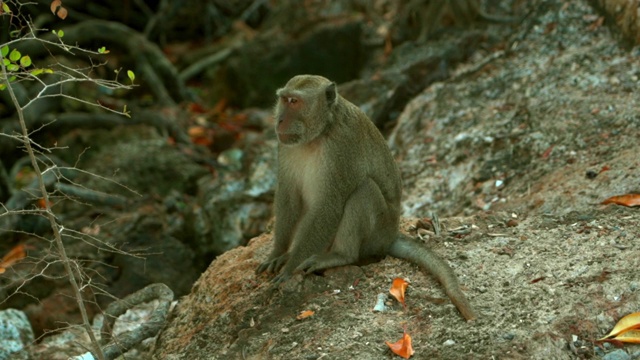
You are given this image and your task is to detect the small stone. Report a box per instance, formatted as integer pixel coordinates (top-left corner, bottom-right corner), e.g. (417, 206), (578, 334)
(586, 170), (598, 179)
(443, 339), (455, 346)
(602, 349), (631, 360)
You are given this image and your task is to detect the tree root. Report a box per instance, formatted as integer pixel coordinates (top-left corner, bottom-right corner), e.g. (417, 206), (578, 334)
(98, 283), (174, 360)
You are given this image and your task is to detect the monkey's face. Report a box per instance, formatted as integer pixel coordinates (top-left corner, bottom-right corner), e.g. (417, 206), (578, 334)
(274, 91), (326, 146)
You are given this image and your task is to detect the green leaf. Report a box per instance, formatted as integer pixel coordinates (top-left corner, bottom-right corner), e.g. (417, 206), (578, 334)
(98, 46), (110, 54)
(127, 70), (135, 82)
(43, 69), (54, 74)
(20, 55), (31, 67)
(31, 69), (44, 76)
(2, 3), (11, 13)
(58, 30), (64, 38)
(7, 64), (19, 71)
(2, 58), (9, 66)
(0, 83), (6, 91)
(1, 46), (8, 57)
(8, 76), (15, 82)
(9, 49), (20, 62)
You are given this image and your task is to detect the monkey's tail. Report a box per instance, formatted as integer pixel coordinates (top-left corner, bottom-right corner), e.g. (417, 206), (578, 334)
(389, 234), (477, 321)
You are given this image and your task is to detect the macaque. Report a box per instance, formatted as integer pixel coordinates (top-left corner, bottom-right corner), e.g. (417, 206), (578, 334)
(256, 75), (476, 320)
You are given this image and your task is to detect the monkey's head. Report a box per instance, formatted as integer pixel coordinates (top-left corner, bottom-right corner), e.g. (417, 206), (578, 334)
(274, 75), (337, 146)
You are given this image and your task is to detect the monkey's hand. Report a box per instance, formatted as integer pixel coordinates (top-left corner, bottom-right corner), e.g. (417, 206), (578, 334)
(256, 253), (289, 274)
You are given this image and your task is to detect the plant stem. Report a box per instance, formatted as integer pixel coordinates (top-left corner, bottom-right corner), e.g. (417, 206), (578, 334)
(0, 53), (106, 360)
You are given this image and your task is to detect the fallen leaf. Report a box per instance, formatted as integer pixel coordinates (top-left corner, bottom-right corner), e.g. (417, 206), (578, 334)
(601, 194), (640, 207)
(389, 277), (409, 307)
(599, 312), (640, 340)
(541, 144), (554, 159)
(610, 330), (640, 344)
(0, 244), (28, 274)
(296, 310), (314, 320)
(187, 102), (208, 114)
(188, 126), (213, 146)
(587, 16), (604, 31)
(386, 332), (415, 359)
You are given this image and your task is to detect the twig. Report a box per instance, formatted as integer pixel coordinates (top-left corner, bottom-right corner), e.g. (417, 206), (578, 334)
(1, 46), (106, 360)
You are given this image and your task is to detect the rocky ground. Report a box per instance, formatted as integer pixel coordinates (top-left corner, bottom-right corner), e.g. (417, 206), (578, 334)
(2, 0), (640, 359)
(152, 1), (640, 359)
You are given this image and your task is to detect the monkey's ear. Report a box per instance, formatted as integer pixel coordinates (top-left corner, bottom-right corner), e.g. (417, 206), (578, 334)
(325, 82), (337, 105)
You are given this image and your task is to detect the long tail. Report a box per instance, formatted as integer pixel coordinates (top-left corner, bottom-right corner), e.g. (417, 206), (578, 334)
(389, 234), (477, 321)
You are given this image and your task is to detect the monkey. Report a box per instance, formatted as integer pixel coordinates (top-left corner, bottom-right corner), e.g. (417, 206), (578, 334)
(256, 75), (476, 321)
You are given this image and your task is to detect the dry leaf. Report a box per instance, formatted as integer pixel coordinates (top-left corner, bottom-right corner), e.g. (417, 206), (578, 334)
(296, 310), (314, 320)
(57, 6), (67, 20)
(389, 277), (409, 307)
(610, 330), (640, 344)
(599, 312), (640, 340)
(0, 244), (28, 274)
(50, 0), (61, 14)
(188, 126), (213, 146)
(386, 332), (415, 359)
(601, 194), (640, 207)
(36, 198), (52, 209)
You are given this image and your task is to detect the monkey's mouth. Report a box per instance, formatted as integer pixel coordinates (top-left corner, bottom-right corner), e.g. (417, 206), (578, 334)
(277, 132), (300, 144)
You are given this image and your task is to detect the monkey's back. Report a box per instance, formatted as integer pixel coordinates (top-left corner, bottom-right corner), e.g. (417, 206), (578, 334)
(331, 96), (403, 215)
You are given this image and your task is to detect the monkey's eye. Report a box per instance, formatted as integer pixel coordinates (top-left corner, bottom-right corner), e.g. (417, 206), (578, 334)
(282, 96), (298, 104)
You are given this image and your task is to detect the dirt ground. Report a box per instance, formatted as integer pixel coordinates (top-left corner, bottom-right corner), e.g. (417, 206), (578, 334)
(153, 1), (640, 359)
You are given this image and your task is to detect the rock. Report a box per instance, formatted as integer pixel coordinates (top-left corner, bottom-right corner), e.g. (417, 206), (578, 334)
(218, 17), (367, 108)
(190, 140), (277, 257)
(0, 309), (33, 360)
(602, 349), (631, 360)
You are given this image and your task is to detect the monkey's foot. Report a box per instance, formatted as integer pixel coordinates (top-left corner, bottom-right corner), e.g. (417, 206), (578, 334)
(256, 253), (290, 274)
(295, 253), (354, 274)
(271, 271), (292, 285)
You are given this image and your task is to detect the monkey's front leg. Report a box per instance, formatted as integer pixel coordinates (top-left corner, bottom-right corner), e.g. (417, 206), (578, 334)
(296, 178), (388, 274)
(271, 205), (343, 284)
(256, 189), (300, 275)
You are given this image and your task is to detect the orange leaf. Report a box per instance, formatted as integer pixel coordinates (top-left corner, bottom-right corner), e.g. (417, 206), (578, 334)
(36, 198), (52, 209)
(0, 244), (27, 273)
(188, 126), (207, 138)
(386, 332), (415, 359)
(611, 330), (640, 344)
(188, 126), (213, 146)
(50, 0), (61, 14)
(389, 277), (409, 307)
(57, 6), (67, 20)
(601, 194), (640, 207)
(212, 98), (228, 115)
(187, 102), (208, 114)
(296, 310), (314, 320)
(599, 312), (640, 340)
